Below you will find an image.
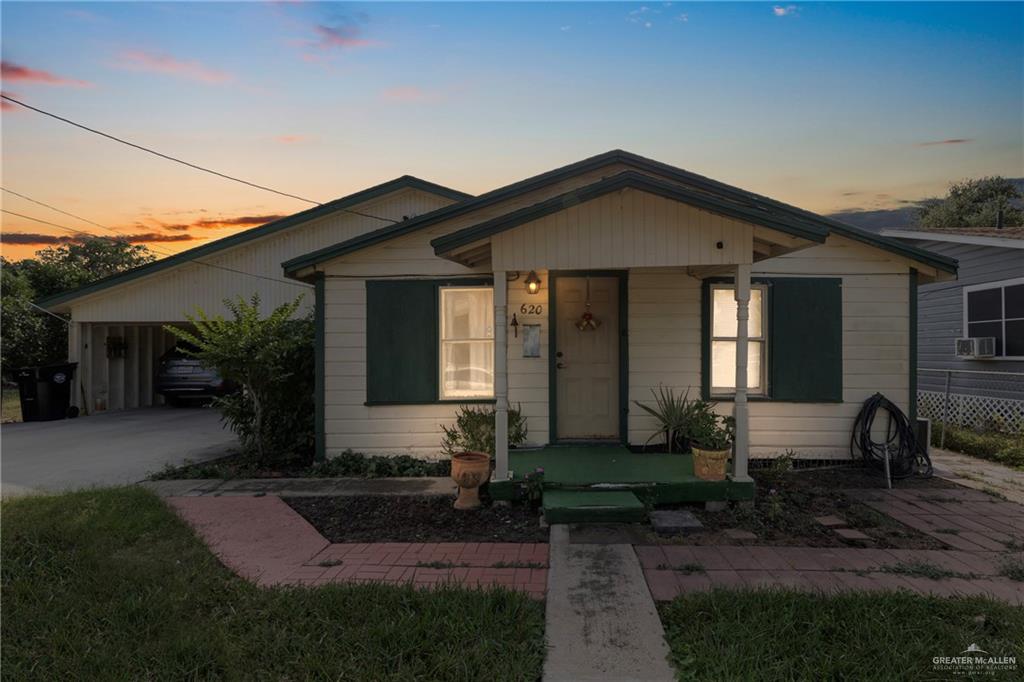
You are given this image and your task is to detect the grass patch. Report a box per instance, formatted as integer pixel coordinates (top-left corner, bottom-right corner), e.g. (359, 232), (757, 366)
(933, 422), (1024, 470)
(875, 560), (976, 581)
(150, 449), (450, 480)
(1000, 558), (1024, 582)
(2, 487), (545, 681)
(661, 589), (1024, 680)
(1, 386), (21, 423)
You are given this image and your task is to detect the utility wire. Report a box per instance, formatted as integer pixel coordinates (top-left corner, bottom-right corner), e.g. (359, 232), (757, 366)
(2, 187), (115, 232)
(1, 94), (323, 206)
(1, 94), (402, 224)
(1, 208), (311, 289)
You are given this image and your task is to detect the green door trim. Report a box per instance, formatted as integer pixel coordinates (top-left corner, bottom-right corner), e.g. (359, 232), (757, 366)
(548, 270), (629, 445)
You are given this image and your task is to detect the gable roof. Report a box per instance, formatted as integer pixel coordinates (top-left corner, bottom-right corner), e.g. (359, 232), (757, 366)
(282, 150), (957, 276)
(39, 176), (471, 309)
(431, 171), (829, 254)
(882, 227), (1024, 249)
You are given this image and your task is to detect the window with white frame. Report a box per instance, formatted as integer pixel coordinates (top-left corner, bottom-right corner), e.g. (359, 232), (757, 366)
(710, 284), (767, 395)
(440, 287), (494, 399)
(964, 277), (1024, 359)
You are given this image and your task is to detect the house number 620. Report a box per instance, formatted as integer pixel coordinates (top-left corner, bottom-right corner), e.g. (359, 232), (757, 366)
(520, 304), (543, 315)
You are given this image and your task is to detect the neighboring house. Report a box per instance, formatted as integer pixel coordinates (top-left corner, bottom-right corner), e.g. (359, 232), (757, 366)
(43, 151), (957, 476)
(881, 227), (1024, 431)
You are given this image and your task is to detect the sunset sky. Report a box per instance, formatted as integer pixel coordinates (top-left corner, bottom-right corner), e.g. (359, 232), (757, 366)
(2, 1), (1022, 262)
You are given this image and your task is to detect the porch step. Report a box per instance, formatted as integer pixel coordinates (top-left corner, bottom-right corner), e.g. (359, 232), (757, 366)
(542, 490), (648, 525)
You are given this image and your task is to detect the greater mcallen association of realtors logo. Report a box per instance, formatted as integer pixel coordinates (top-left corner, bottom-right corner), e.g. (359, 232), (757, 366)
(933, 643), (1017, 676)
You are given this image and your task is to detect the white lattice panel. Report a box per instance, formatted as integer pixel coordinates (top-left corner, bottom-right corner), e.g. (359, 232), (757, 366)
(919, 390), (1024, 433)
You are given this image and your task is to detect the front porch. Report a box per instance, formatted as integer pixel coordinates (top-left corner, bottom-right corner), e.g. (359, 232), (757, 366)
(490, 445), (755, 521)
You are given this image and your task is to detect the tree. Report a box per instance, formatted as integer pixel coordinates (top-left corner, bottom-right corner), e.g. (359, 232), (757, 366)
(17, 237), (156, 298)
(916, 177), (1024, 229)
(1, 238), (156, 379)
(167, 295), (315, 466)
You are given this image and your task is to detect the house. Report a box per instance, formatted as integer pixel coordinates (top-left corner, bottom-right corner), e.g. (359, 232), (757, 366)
(42, 150), (957, 488)
(881, 226), (1023, 431)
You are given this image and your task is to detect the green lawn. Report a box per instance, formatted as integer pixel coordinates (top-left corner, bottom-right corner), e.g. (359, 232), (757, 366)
(1, 487), (545, 681)
(661, 589), (1024, 681)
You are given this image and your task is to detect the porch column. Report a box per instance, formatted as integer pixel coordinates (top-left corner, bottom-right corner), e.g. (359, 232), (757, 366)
(493, 271), (510, 480)
(733, 264), (752, 481)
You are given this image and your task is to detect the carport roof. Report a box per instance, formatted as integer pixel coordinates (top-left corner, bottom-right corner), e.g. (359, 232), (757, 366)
(38, 176), (471, 310)
(281, 149), (958, 277)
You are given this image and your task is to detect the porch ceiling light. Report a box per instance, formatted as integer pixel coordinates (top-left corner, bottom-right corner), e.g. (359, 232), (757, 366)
(525, 270), (541, 295)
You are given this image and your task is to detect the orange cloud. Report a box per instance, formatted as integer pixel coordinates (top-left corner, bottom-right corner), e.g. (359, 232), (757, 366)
(1, 232), (197, 245)
(276, 134), (308, 144)
(0, 61), (92, 87)
(115, 50), (232, 84)
(159, 214), (286, 231)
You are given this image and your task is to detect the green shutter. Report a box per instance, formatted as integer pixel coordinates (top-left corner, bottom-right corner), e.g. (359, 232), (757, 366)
(769, 278), (843, 402)
(366, 281), (438, 403)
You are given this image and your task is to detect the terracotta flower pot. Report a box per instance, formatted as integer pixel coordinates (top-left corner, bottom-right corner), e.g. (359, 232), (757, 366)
(451, 451), (491, 510)
(691, 447), (731, 481)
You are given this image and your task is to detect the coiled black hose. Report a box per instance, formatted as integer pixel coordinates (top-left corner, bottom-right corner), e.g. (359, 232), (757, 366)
(850, 392), (932, 480)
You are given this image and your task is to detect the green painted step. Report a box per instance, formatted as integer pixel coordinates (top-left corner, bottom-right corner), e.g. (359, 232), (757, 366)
(542, 489), (648, 524)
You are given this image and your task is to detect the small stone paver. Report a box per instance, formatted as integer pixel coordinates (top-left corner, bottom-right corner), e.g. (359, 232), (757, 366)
(167, 495), (546, 598)
(650, 509), (703, 535)
(814, 515), (847, 528)
(834, 528), (872, 541)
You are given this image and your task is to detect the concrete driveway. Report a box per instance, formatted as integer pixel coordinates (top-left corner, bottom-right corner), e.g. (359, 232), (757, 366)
(1, 406), (237, 496)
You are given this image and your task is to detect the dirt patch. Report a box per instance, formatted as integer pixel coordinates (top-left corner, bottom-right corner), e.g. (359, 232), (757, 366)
(650, 465), (950, 549)
(284, 495), (548, 543)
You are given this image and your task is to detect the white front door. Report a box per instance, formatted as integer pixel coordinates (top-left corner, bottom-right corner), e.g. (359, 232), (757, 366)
(554, 276), (620, 440)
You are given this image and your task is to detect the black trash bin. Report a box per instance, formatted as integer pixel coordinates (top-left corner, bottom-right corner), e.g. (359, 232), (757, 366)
(14, 363), (78, 422)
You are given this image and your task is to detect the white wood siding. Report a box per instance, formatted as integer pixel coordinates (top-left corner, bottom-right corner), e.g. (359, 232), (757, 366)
(626, 237), (911, 459)
(69, 188), (455, 322)
(492, 189), (754, 271)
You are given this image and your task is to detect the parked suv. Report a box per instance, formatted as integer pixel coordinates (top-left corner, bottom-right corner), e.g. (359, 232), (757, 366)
(155, 345), (231, 405)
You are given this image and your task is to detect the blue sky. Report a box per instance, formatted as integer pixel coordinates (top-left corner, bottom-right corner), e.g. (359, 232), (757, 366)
(2, 1), (1021, 259)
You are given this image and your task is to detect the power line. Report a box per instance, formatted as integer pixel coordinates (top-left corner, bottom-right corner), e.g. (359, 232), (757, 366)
(2, 95), (401, 225)
(1, 208), (311, 289)
(1, 94), (322, 206)
(2, 188), (113, 232)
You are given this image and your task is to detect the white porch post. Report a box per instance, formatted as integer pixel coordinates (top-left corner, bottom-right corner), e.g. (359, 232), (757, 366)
(733, 264), (752, 481)
(493, 271), (510, 480)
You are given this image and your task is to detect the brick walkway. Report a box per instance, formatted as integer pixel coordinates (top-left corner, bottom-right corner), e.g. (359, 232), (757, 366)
(845, 487), (1024, 552)
(168, 496), (547, 598)
(638, 545), (1024, 604)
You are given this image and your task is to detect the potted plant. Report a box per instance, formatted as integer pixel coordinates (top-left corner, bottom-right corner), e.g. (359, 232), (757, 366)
(633, 386), (700, 453)
(451, 451), (491, 510)
(688, 404), (735, 481)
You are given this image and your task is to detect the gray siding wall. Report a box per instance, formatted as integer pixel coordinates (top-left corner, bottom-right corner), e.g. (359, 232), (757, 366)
(906, 239), (1024, 400)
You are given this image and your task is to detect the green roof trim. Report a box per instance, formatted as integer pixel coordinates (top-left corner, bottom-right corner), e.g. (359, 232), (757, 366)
(38, 176), (471, 309)
(430, 171), (829, 254)
(283, 149), (957, 277)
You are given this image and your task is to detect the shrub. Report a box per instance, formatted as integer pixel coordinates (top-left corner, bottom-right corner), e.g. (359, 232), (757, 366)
(633, 386), (702, 452)
(168, 295), (314, 466)
(440, 404), (528, 456)
(931, 422), (1024, 469)
(309, 450), (449, 478)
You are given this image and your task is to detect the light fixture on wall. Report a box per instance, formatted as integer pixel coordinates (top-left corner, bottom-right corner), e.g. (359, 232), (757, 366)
(525, 270), (541, 295)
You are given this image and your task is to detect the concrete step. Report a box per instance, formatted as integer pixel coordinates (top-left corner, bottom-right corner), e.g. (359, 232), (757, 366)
(542, 489), (648, 524)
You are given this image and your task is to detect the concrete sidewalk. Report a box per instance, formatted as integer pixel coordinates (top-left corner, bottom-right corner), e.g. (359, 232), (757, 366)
(930, 448), (1024, 505)
(543, 525), (675, 682)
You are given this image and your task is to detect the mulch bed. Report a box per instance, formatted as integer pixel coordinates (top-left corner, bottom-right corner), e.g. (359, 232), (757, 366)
(650, 465), (952, 549)
(284, 495), (548, 543)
